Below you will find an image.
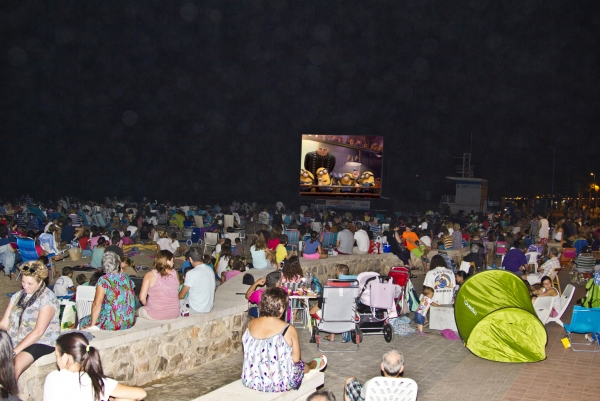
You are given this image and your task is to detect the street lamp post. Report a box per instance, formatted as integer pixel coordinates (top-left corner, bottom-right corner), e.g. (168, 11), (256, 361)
(591, 173), (596, 209)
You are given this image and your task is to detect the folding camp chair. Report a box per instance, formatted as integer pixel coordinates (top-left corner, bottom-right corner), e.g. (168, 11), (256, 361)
(193, 215), (204, 228)
(560, 247), (576, 268)
(203, 232), (219, 254)
(284, 229), (300, 253)
(547, 284), (575, 327)
(363, 377), (419, 401)
(571, 254), (596, 284)
(495, 241), (508, 264)
(315, 280), (360, 352)
(321, 232), (337, 249)
(27, 206), (46, 222)
(76, 285), (97, 326)
(16, 237), (39, 279)
(563, 306), (600, 352)
(223, 215), (234, 232)
(225, 232), (239, 243)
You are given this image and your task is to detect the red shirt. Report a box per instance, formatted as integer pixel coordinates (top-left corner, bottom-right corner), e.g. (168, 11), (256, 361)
(79, 237), (90, 251)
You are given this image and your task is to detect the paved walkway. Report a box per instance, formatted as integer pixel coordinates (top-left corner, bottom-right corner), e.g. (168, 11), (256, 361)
(143, 268), (591, 401)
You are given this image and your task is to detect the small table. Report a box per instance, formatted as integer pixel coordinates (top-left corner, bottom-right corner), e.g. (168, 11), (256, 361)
(287, 294), (318, 332)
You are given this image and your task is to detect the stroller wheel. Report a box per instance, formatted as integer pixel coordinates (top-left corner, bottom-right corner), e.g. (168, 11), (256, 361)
(351, 326), (362, 344)
(383, 323), (394, 343)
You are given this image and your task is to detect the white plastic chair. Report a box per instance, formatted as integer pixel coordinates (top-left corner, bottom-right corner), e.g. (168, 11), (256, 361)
(363, 377), (419, 401)
(547, 284), (575, 327)
(204, 232), (219, 254)
(76, 285), (97, 326)
(526, 252), (539, 271)
(533, 296), (553, 324)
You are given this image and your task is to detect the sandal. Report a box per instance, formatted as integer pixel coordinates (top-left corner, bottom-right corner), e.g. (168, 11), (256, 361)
(312, 355), (328, 371)
(324, 335), (335, 342)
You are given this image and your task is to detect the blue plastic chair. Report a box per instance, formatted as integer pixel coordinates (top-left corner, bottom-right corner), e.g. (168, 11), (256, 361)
(16, 237), (39, 279)
(564, 306), (600, 352)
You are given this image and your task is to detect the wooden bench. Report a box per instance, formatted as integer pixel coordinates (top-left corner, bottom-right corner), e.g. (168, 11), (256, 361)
(195, 370), (325, 401)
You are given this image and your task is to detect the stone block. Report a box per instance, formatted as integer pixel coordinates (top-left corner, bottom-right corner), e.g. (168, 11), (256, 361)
(136, 359), (150, 374)
(210, 321), (226, 338)
(190, 326), (200, 338)
(168, 353), (184, 371)
(153, 356), (168, 373)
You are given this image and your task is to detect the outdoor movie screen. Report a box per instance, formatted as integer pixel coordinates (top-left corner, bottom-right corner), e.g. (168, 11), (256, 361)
(300, 135), (383, 198)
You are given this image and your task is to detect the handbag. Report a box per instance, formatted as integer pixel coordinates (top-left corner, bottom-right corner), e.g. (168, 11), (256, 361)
(68, 247), (82, 261)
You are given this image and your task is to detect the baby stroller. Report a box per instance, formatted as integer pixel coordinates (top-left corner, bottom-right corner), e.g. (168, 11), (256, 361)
(355, 272), (396, 343)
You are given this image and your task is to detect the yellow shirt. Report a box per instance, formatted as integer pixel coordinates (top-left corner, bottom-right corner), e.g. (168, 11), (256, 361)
(275, 244), (288, 264)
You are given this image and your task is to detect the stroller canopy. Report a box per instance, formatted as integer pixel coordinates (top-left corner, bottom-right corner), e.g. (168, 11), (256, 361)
(455, 270), (547, 363)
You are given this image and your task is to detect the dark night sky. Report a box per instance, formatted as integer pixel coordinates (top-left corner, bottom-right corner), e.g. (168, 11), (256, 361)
(2, 0), (600, 206)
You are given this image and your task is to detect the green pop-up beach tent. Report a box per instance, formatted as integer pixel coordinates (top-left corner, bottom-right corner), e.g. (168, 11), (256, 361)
(455, 270), (547, 363)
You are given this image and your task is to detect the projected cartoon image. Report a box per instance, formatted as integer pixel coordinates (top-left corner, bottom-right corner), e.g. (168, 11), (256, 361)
(300, 135), (383, 198)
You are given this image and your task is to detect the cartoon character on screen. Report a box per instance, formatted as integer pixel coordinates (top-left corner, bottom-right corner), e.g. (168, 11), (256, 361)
(358, 171), (375, 193)
(300, 169), (315, 192)
(316, 167), (333, 192)
(339, 172), (355, 193)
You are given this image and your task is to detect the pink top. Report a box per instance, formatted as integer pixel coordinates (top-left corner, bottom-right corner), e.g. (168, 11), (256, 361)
(223, 270), (243, 282)
(145, 269), (180, 320)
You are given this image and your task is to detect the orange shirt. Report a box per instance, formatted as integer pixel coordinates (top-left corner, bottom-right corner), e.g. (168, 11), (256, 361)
(402, 231), (419, 251)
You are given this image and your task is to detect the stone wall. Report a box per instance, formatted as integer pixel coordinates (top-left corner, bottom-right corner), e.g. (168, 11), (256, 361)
(17, 254), (397, 401)
(19, 311), (249, 401)
(300, 253), (399, 283)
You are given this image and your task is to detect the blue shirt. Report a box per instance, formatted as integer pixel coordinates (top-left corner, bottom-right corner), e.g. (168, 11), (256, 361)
(303, 240), (321, 255)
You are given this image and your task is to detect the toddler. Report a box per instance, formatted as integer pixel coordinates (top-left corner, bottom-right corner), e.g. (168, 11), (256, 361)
(415, 286), (436, 336)
(54, 267), (75, 297)
(76, 273), (88, 286)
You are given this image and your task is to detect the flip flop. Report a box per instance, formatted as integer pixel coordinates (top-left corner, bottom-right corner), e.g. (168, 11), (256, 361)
(410, 274), (417, 278)
(312, 355), (328, 371)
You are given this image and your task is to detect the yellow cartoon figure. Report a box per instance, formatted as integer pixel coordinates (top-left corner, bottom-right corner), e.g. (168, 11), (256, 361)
(339, 172), (355, 193)
(300, 169), (314, 192)
(359, 171), (375, 188)
(316, 168), (333, 192)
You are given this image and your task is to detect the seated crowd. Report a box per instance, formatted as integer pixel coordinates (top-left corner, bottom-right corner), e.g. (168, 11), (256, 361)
(0, 195), (598, 400)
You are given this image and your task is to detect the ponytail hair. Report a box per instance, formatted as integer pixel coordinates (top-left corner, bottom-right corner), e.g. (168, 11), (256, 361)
(309, 230), (318, 244)
(55, 332), (106, 401)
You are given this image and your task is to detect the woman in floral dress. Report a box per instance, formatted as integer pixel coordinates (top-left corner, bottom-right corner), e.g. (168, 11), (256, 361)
(80, 251), (136, 330)
(242, 287), (327, 392)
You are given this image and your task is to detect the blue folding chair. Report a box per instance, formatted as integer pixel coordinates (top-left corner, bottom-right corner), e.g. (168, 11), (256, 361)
(27, 206), (46, 222)
(16, 237), (39, 279)
(564, 306), (600, 352)
(77, 211), (90, 226)
(284, 229), (300, 252)
(321, 232), (338, 249)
